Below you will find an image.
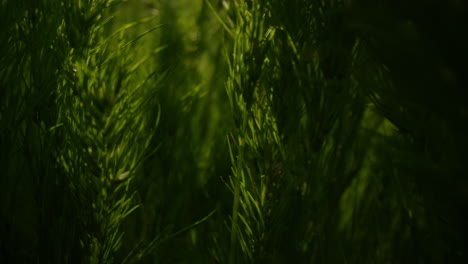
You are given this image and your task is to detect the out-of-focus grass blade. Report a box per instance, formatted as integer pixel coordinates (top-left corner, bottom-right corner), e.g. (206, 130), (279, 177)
(120, 24), (165, 50)
(131, 208), (218, 262)
(204, 0), (233, 38)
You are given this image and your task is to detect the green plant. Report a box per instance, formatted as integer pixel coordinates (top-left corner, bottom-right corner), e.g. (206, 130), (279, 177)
(1, 0), (467, 263)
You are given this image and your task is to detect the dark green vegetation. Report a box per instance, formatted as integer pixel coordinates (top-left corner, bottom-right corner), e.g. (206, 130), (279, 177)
(1, 0), (467, 263)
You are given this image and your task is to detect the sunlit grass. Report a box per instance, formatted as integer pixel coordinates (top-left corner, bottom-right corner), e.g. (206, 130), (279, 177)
(1, 0), (467, 263)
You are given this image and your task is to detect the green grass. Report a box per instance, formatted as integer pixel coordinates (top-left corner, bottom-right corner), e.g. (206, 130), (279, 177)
(1, 0), (468, 263)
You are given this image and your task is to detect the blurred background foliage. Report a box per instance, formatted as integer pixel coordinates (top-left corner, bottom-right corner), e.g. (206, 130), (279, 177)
(1, 0), (467, 263)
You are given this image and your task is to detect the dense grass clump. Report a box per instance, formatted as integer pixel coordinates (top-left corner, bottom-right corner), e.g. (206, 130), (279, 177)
(1, 0), (467, 263)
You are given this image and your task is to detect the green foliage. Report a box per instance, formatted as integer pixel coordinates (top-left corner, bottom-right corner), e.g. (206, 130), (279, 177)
(1, 0), (467, 263)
